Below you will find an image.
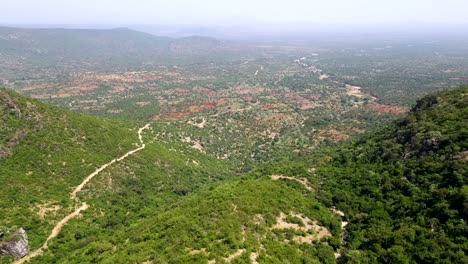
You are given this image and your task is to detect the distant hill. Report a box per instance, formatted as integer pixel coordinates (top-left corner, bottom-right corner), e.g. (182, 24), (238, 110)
(0, 27), (227, 79)
(0, 27), (172, 62)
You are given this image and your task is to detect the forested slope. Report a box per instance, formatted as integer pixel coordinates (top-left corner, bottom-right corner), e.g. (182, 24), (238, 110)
(312, 86), (467, 263)
(35, 87), (468, 263)
(1, 86), (467, 263)
(0, 88), (233, 263)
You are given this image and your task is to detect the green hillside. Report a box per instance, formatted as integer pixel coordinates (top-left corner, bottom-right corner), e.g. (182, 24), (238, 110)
(31, 167), (340, 263)
(33, 86), (466, 264)
(1, 86), (467, 263)
(0, 88), (232, 263)
(289, 86), (467, 263)
(0, 87), (137, 261)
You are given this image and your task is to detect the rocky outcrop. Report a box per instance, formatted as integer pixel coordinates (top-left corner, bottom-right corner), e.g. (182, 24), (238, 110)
(0, 228), (28, 258)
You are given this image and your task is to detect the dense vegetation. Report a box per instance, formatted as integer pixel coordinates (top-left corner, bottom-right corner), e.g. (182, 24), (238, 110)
(0, 87), (143, 262)
(307, 86), (467, 262)
(2, 86), (466, 263)
(36, 176), (339, 263)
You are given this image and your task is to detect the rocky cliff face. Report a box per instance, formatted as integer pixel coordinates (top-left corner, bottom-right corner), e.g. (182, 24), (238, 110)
(0, 228), (28, 258)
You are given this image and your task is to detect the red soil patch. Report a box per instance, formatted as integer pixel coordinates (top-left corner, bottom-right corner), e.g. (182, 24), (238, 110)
(170, 112), (191, 118)
(152, 101), (214, 120)
(262, 104), (276, 110)
(370, 104), (408, 114)
(75, 83), (99, 91)
(162, 72), (179, 77)
(175, 88), (190, 94)
(193, 87), (218, 97)
(242, 96), (254, 102)
(203, 89), (218, 97)
(189, 106), (204, 112)
(217, 99), (229, 106)
(203, 102), (215, 108)
(275, 93), (313, 110)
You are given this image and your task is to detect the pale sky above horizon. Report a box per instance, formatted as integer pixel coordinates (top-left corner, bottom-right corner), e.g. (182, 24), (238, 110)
(2, 0), (468, 26)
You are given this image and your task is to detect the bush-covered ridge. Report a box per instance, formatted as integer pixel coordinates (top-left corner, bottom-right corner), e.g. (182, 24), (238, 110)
(0, 88), (234, 263)
(0, 87), (138, 262)
(34, 87), (466, 263)
(314, 86), (467, 263)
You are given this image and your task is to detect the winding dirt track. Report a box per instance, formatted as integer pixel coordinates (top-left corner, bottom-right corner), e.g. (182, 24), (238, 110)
(13, 123), (151, 264)
(271, 175), (314, 191)
(71, 123), (150, 199)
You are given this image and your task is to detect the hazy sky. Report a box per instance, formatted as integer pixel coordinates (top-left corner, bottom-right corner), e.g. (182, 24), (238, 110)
(2, 0), (468, 26)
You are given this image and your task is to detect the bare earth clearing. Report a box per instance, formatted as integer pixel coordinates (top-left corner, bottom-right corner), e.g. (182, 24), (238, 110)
(224, 249), (246, 262)
(271, 174), (314, 191)
(272, 211), (331, 244)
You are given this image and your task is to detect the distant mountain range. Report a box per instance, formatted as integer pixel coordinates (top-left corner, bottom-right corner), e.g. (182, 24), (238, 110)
(0, 26), (224, 78)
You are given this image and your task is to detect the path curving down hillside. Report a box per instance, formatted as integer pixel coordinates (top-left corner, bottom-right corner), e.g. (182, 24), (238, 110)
(71, 123), (151, 199)
(13, 123), (151, 264)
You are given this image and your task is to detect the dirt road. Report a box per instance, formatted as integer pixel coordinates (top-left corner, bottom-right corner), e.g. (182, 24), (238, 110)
(13, 123), (151, 264)
(71, 123), (150, 199)
(13, 203), (89, 264)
